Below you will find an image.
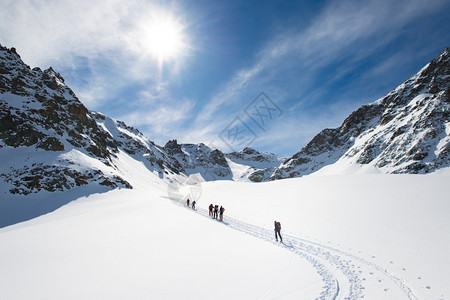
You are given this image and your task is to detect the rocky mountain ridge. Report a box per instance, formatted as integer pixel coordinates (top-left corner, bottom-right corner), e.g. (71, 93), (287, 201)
(1, 44), (449, 196)
(226, 147), (284, 168)
(163, 139), (232, 180)
(249, 47), (450, 181)
(0, 45), (261, 196)
(0, 45), (187, 195)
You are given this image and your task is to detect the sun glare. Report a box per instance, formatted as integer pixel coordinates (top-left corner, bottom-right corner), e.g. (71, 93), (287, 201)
(146, 15), (185, 62)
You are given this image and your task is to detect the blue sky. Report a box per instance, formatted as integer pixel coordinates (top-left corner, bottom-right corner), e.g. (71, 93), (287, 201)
(1, 0), (449, 156)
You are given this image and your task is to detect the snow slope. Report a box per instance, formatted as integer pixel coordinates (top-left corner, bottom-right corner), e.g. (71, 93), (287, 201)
(0, 181), (322, 299)
(1, 170), (448, 299)
(201, 172), (450, 299)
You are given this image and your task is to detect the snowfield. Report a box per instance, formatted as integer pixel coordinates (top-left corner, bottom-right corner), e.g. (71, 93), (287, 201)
(0, 168), (449, 299)
(0, 189), (322, 300)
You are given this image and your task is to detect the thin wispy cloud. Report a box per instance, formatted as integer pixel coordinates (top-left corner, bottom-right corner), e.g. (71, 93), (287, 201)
(186, 0), (449, 155)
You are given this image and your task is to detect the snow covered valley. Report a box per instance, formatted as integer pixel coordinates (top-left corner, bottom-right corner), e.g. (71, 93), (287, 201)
(1, 169), (449, 299)
(1, 27), (450, 300)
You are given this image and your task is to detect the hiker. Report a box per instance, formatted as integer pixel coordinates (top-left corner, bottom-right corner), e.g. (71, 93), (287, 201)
(219, 206), (225, 221)
(214, 205), (219, 219)
(209, 204), (214, 216)
(192, 200), (196, 210)
(186, 199), (190, 208)
(274, 221), (282, 242)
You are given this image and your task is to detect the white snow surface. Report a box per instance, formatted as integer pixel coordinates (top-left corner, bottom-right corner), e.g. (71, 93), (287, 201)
(226, 157), (256, 181)
(1, 166), (449, 299)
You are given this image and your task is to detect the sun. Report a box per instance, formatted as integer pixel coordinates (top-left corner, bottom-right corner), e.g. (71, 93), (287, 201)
(146, 15), (185, 62)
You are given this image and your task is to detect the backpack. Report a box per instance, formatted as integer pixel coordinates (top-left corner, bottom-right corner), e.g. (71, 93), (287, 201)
(277, 222), (281, 230)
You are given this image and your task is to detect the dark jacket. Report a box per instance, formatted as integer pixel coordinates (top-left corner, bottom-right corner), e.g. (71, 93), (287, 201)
(274, 221), (281, 232)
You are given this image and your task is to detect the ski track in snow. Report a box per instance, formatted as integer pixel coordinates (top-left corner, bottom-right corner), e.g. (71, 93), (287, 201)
(193, 207), (419, 300)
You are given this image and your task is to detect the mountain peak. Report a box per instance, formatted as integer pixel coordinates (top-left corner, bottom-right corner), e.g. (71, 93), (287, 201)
(249, 47), (450, 181)
(434, 47), (450, 63)
(0, 45), (21, 61)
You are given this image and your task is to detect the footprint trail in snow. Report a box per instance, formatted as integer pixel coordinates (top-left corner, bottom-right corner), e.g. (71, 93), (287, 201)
(194, 207), (419, 300)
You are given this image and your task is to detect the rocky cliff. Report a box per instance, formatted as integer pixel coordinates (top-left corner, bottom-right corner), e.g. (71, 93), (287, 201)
(250, 48), (450, 181)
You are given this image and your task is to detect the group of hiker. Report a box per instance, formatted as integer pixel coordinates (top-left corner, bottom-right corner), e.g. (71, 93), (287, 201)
(185, 199), (283, 243)
(209, 204), (225, 221)
(186, 198), (196, 210)
(185, 200), (225, 222)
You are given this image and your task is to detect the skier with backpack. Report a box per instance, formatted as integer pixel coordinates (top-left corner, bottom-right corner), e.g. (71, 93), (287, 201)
(209, 204), (214, 216)
(214, 205), (219, 219)
(219, 206), (225, 221)
(274, 220), (282, 242)
(186, 199), (190, 208)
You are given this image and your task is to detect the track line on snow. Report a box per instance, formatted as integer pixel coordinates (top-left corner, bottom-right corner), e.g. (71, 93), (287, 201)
(190, 207), (419, 300)
(194, 208), (340, 299)
(283, 232), (420, 300)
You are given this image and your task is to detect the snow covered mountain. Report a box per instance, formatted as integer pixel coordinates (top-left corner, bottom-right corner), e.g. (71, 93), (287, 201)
(0, 45), (258, 225)
(225, 147), (285, 181)
(1, 43), (449, 225)
(0, 45), (189, 197)
(0, 44), (266, 198)
(249, 48), (450, 181)
(0, 45), (199, 226)
(226, 147), (284, 169)
(163, 139), (232, 180)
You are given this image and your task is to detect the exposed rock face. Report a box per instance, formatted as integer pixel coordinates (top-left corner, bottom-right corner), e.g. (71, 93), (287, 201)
(250, 48), (450, 181)
(0, 47), (117, 159)
(226, 147), (283, 166)
(164, 140), (232, 180)
(0, 45), (130, 194)
(1, 164), (132, 195)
